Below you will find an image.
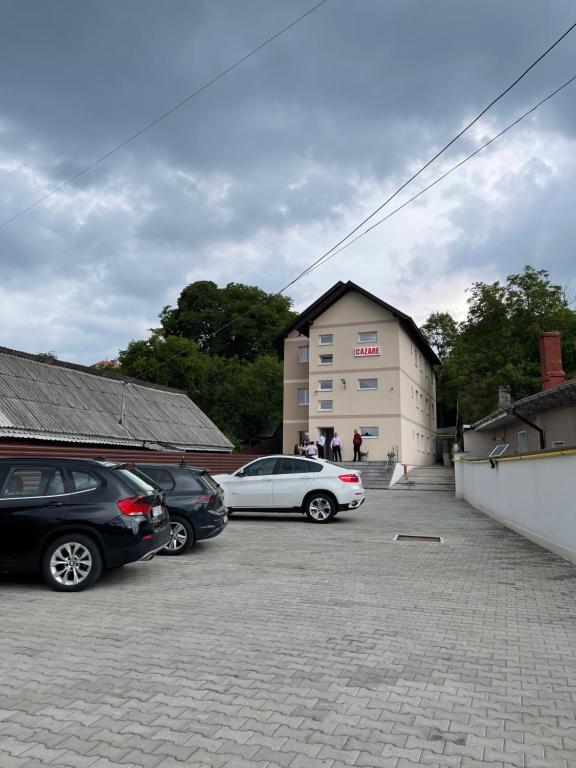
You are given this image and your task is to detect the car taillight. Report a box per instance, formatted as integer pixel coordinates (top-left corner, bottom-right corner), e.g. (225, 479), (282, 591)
(338, 473), (360, 483)
(117, 496), (153, 516)
(197, 493), (218, 504)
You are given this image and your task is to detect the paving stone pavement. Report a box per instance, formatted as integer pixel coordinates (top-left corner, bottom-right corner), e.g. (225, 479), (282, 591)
(1, 489), (576, 768)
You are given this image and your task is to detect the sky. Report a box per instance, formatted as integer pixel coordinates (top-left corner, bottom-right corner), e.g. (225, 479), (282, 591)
(1, 0), (575, 364)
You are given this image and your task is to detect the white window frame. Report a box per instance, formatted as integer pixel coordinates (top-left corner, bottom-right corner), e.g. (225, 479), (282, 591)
(298, 346), (309, 364)
(318, 354), (333, 366)
(318, 334), (333, 346)
(359, 426), (379, 438)
(358, 331), (378, 343)
(318, 400), (333, 412)
(297, 388), (309, 406)
(358, 378), (378, 390)
(318, 379), (333, 391)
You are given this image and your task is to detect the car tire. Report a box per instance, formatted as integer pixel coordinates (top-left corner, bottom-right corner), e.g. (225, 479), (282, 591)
(42, 534), (103, 592)
(304, 493), (336, 524)
(163, 517), (195, 555)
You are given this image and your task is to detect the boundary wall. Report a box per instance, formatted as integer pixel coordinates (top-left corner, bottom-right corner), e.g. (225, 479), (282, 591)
(455, 448), (576, 564)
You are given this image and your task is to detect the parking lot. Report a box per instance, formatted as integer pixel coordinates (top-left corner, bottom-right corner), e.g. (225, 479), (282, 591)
(1, 489), (576, 768)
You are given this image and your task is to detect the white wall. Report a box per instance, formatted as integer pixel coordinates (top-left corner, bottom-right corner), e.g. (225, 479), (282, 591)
(455, 452), (576, 563)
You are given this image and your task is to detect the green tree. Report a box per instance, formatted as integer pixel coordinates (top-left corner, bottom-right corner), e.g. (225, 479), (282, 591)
(426, 266), (576, 423)
(160, 281), (296, 362)
(118, 334), (284, 447)
(420, 312), (458, 360)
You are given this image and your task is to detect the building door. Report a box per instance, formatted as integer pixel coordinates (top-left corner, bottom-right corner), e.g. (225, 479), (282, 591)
(319, 427), (334, 460)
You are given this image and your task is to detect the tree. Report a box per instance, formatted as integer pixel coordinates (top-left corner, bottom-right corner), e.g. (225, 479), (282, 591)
(160, 281), (296, 362)
(422, 266), (576, 423)
(118, 334), (284, 448)
(420, 312), (458, 360)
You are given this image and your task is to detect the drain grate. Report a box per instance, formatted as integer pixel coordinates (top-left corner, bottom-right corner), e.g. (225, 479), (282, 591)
(394, 534), (443, 543)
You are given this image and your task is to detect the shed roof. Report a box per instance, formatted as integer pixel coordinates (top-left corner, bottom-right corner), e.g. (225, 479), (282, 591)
(471, 378), (576, 432)
(0, 347), (233, 452)
(275, 281), (440, 366)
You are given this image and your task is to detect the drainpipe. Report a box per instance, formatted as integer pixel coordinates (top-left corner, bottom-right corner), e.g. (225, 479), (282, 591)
(511, 408), (545, 450)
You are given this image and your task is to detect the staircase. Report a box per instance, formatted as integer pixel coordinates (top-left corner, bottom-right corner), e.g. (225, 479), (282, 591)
(388, 465), (455, 493)
(338, 461), (391, 489)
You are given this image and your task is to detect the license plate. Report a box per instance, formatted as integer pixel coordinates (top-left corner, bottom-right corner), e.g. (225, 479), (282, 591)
(152, 505), (163, 518)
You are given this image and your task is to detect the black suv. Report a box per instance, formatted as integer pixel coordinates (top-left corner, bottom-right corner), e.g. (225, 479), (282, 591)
(0, 458), (170, 591)
(136, 464), (227, 555)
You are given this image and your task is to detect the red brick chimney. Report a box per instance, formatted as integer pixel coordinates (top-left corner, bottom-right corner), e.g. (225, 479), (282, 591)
(539, 332), (565, 391)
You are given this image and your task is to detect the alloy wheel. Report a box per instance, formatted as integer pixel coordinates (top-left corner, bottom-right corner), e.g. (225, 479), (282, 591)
(308, 496), (333, 522)
(49, 542), (93, 587)
(166, 521), (188, 552)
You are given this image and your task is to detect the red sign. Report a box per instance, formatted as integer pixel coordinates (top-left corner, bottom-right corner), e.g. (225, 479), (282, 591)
(354, 346), (380, 357)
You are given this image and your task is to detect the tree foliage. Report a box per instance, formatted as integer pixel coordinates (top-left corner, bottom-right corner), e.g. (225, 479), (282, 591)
(118, 333), (284, 448)
(160, 281), (295, 362)
(422, 266), (576, 423)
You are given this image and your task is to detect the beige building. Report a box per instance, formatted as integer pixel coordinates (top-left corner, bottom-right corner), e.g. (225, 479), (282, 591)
(278, 281), (440, 464)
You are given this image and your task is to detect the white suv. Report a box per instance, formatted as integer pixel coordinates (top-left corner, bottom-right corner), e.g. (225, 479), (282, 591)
(212, 455), (365, 524)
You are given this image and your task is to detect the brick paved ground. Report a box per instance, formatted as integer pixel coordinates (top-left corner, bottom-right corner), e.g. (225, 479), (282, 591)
(1, 490), (576, 768)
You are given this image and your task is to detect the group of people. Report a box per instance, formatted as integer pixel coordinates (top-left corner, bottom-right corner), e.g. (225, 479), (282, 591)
(294, 429), (364, 462)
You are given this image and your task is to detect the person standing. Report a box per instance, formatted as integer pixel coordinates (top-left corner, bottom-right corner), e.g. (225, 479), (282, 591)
(331, 432), (342, 462)
(306, 441), (318, 458)
(353, 429), (363, 462)
(316, 433), (326, 459)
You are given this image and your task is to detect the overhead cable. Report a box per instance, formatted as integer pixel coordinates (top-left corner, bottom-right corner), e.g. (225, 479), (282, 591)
(0, 0), (330, 231)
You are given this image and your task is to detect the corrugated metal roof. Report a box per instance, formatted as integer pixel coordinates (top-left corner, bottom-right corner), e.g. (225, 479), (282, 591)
(0, 349), (233, 452)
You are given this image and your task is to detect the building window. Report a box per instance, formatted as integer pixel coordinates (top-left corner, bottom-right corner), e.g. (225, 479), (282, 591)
(358, 331), (377, 343)
(298, 346), (309, 363)
(360, 426), (379, 438)
(318, 379), (333, 391)
(358, 378), (378, 390)
(298, 430), (308, 445)
(319, 354), (333, 365)
(297, 388), (309, 406)
(318, 400), (333, 411)
(319, 334), (333, 345)
(517, 431), (527, 453)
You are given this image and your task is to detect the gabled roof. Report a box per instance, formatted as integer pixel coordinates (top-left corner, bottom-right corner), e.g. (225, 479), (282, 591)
(275, 281), (440, 366)
(0, 346), (233, 452)
(471, 378), (576, 431)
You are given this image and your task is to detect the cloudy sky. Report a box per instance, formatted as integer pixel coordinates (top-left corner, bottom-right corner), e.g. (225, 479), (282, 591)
(1, 0), (575, 364)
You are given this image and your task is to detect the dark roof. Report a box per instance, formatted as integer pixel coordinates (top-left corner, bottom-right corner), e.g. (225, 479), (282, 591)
(275, 281), (440, 366)
(471, 378), (576, 431)
(0, 346), (233, 452)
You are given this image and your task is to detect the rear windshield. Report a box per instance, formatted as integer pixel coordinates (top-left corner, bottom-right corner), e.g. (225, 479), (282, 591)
(114, 467), (156, 495)
(199, 473), (220, 491)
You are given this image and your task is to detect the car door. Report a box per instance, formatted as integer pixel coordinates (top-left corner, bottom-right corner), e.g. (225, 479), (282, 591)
(0, 464), (70, 567)
(227, 457), (279, 509)
(273, 457), (315, 508)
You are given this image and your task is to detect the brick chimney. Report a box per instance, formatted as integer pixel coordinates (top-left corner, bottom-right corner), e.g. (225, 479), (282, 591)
(539, 332), (565, 391)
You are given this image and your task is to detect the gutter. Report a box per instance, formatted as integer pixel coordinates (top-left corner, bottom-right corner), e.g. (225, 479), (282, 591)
(512, 408), (545, 450)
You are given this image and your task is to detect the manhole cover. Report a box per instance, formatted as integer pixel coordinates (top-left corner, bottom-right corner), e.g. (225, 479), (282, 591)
(394, 534), (443, 543)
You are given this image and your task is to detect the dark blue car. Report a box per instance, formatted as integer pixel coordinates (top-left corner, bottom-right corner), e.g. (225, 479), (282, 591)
(136, 464), (227, 555)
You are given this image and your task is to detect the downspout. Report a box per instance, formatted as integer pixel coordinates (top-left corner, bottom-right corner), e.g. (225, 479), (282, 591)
(511, 408), (545, 450)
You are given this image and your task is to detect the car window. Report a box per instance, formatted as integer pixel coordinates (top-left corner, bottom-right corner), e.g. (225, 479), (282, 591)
(169, 468), (205, 492)
(114, 467), (155, 494)
(242, 458), (277, 477)
(137, 466), (161, 483)
(305, 461), (323, 473)
(69, 470), (100, 493)
(275, 458), (309, 475)
(1, 466), (64, 498)
(156, 469), (176, 492)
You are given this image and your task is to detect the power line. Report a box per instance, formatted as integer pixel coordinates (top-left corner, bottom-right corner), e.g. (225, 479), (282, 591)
(277, 18), (576, 293)
(304, 73), (576, 275)
(134, 71), (576, 380)
(0, 0), (330, 232)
